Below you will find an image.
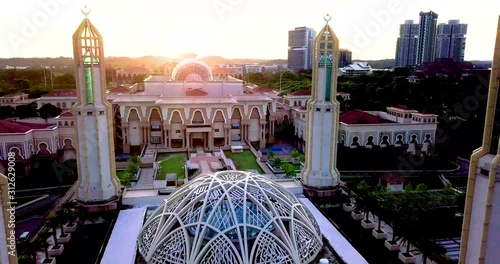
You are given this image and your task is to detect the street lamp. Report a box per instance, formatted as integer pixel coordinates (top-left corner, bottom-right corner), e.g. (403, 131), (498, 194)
(39, 65), (47, 88)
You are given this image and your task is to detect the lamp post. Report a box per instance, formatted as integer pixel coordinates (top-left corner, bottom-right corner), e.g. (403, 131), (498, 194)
(39, 65), (47, 88)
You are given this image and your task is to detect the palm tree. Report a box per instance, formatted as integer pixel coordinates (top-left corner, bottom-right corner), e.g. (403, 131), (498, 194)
(61, 200), (77, 226)
(38, 230), (52, 261)
(267, 150), (275, 161)
(46, 217), (60, 248)
(55, 210), (67, 236)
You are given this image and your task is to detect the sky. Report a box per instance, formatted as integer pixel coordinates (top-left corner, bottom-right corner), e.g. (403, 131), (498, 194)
(0, 0), (499, 60)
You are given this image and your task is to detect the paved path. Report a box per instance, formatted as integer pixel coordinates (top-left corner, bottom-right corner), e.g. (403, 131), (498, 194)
(198, 160), (213, 175)
(132, 167), (154, 189)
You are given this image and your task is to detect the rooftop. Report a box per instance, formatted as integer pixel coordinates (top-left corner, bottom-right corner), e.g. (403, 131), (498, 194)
(0, 120), (54, 133)
(42, 90), (77, 97)
(288, 90), (311, 96)
(340, 110), (395, 125)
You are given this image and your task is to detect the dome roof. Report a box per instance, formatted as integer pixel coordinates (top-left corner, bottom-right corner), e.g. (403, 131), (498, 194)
(171, 59), (213, 81)
(137, 171), (323, 264)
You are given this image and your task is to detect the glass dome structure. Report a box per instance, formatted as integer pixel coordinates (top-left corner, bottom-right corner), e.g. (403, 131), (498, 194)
(171, 59), (213, 82)
(137, 171), (323, 264)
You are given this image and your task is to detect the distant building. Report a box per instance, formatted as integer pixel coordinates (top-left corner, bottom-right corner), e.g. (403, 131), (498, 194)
(288, 27), (316, 72)
(0, 92), (35, 107)
(339, 62), (372, 76)
(407, 58), (474, 83)
(395, 20), (419, 67)
(435, 20), (468, 62)
(416, 11), (439, 65)
(292, 104), (438, 154)
(338, 49), (352, 68)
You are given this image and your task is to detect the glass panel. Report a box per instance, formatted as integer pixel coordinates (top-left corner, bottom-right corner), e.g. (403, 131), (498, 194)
(85, 67), (94, 104)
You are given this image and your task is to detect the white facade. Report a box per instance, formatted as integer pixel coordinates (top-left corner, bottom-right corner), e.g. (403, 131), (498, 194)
(72, 16), (120, 205)
(301, 22), (341, 189)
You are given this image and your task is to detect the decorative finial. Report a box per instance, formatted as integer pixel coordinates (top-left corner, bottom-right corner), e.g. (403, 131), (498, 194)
(81, 5), (91, 17)
(324, 13), (332, 24)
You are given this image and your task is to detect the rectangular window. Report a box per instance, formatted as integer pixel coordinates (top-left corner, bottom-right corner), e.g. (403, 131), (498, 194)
(99, 111), (104, 115)
(176, 130), (181, 133)
(326, 109), (331, 112)
(87, 112), (93, 116)
(316, 108), (320, 112)
(215, 129), (220, 132)
(232, 123), (240, 129)
(151, 125), (161, 131)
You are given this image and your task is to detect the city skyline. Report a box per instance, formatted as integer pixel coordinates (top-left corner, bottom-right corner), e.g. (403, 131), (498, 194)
(0, 0), (498, 61)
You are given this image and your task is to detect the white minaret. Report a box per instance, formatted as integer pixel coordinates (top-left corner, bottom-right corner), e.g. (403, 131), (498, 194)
(459, 16), (500, 264)
(301, 15), (340, 196)
(72, 7), (121, 211)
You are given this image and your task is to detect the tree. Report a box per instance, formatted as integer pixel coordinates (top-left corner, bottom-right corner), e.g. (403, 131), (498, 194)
(290, 149), (300, 159)
(267, 150), (275, 160)
(55, 210), (67, 236)
(0, 105), (15, 119)
(415, 183), (428, 192)
(272, 157), (282, 169)
(299, 154), (305, 163)
(354, 180), (370, 215)
(46, 217), (60, 248)
(38, 103), (62, 120)
(128, 156), (142, 167)
(15, 102), (38, 118)
(282, 163), (296, 178)
(37, 230), (52, 261)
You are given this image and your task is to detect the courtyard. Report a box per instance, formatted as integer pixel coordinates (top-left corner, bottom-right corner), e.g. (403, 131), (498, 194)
(156, 153), (187, 180)
(223, 150), (264, 174)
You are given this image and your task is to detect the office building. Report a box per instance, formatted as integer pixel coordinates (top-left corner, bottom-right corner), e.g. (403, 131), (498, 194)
(435, 20), (468, 62)
(288, 27), (316, 72)
(395, 20), (419, 67)
(339, 49), (352, 67)
(416, 11), (438, 65)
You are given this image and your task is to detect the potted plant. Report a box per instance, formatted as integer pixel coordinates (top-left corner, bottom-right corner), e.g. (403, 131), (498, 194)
(38, 230), (56, 263)
(55, 211), (71, 243)
(61, 201), (78, 233)
(342, 188), (355, 212)
(46, 218), (64, 256)
(282, 163), (296, 179)
(372, 185), (389, 239)
(290, 149), (300, 164)
(267, 150), (275, 161)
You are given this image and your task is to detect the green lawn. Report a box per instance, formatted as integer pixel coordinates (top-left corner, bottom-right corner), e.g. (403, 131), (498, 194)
(224, 150), (264, 174)
(157, 153), (187, 180)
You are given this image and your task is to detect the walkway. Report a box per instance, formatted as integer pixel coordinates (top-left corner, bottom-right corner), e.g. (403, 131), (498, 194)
(132, 167), (154, 189)
(198, 160), (213, 175)
(101, 208), (146, 264)
(300, 198), (368, 264)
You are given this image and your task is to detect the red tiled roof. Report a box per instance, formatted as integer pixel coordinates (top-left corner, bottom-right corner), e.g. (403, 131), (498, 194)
(59, 111), (73, 117)
(340, 110), (395, 124)
(381, 173), (403, 183)
(392, 104), (410, 110)
(212, 67), (236, 75)
(1, 92), (27, 97)
(186, 89), (208, 96)
(288, 90), (311, 96)
(108, 86), (131, 93)
(0, 120), (53, 133)
(252, 87), (275, 93)
(42, 90), (77, 97)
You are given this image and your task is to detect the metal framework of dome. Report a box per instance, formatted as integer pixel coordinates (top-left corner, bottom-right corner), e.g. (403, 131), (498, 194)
(137, 171), (323, 264)
(171, 59), (213, 81)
